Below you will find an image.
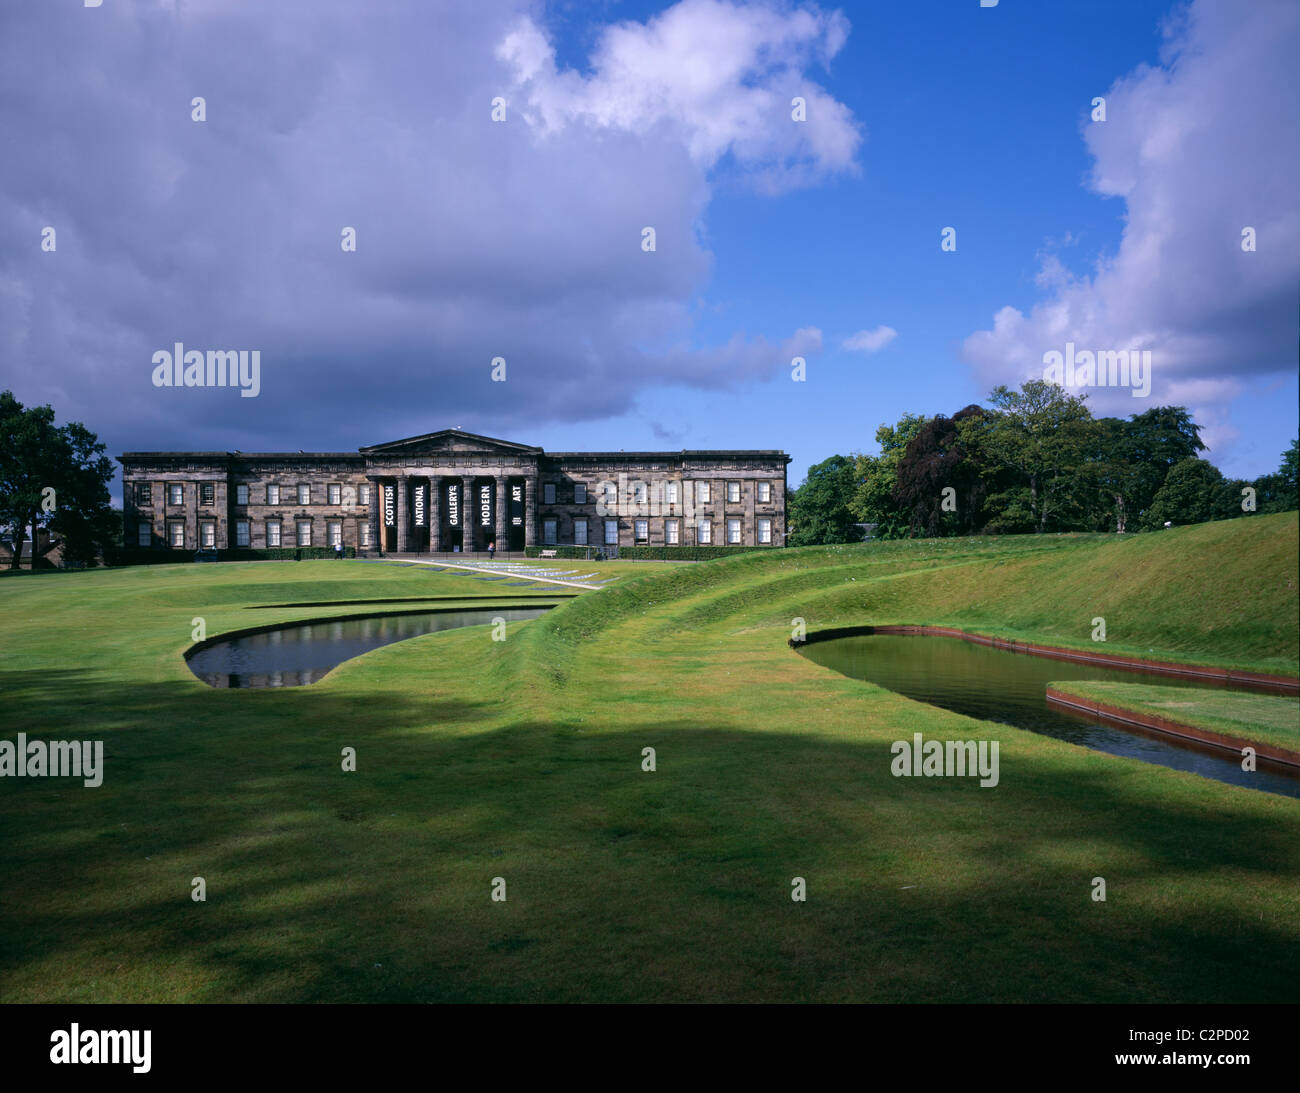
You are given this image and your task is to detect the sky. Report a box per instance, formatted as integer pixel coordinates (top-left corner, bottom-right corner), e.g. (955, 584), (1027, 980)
(1, 0), (1296, 493)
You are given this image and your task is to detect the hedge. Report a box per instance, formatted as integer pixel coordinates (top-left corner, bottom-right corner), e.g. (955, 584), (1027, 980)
(113, 546), (357, 566)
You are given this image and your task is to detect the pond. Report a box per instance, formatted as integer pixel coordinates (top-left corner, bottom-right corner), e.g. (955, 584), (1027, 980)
(799, 633), (1300, 798)
(187, 606), (553, 688)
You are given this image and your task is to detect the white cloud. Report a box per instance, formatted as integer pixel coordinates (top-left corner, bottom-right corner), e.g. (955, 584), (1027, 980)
(960, 0), (1300, 458)
(843, 325), (897, 353)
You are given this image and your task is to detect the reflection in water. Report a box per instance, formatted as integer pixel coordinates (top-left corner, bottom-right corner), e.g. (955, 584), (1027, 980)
(188, 607), (551, 689)
(800, 634), (1300, 798)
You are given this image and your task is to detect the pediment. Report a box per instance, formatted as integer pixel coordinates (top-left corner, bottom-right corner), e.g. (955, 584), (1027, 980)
(360, 429), (542, 456)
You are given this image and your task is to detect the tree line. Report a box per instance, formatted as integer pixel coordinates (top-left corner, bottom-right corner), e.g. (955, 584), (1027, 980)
(789, 380), (1299, 545)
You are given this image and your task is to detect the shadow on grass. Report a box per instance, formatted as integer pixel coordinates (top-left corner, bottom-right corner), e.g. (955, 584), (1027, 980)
(1, 668), (1298, 1003)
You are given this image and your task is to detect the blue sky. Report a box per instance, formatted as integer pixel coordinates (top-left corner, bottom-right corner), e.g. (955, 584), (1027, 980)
(1, 0), (1296, 491)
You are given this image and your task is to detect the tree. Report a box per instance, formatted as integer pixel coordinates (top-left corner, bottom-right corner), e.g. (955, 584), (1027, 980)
(892, 405), (989, 537)
(849, 413), (925, 539)
(0, 390), (116, 568)
(1142, 457), (1228, 529)
(1254, 437), (1299, 514)
(962, 380), (1099, 533)
(788, 455), (862, 546)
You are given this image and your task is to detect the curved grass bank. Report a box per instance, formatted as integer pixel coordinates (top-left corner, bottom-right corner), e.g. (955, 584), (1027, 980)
(1046, 681), (1300, 766)
(0, 516), (1297, 1002)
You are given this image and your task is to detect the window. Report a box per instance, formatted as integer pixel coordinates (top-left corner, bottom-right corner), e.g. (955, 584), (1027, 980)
(200, 521), (216, 548)
(604, 519), (619, 545)
(574, 484), (587, 504)
(266, 520), (282, 547)
(328, 520), (342, 547)
(329, 484), (341, 505)
(359, 521), (371, 547)
(169, 521), (185, 547)
(727, 481), (741, 504)
(267, 484), (280, 505)
(297, 520), (312, 547)
(235, 520), (250, 547)
(727, 518), (741, 544)
(574, 519), (588, 546)
(543, 483), (556, 505)
(633, 481), (648, 504)
(200, 483), (215, 506)
(603, 482), (617, 507)
(665, 481), (679, 505)
(168, 484), (183, 506)
(359, 483), (370, 505)
(297, 484), (310, 505)
(698, 520), (712, 544)
(543, 518), (557, 545)
(136, 483), (152, 506)
(236, 484), (248, 506)
(666, 519), (679, 545)
(758, 518), (772, 544)
(137, 522), (151, 547)
(635, 519), (649, 543)
(696, 481), (710, 505)
(757, 481), (772, 503)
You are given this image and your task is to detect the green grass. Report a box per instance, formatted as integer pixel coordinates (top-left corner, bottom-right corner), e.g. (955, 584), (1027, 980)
(1048, 680), (1300, 755)
(1, 514), (1297, 1002)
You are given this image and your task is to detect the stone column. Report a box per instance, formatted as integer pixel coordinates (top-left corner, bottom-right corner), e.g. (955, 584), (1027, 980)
(495, 475), (508, 551)
(367, 476), (381, 554)
(429, 475), (441, 553)
(463, 476), (475, 551)
(524, 476), (537, 547)
(395, 475), (408, 553)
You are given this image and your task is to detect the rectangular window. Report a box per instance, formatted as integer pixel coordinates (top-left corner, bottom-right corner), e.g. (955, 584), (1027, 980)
(169, 521), (185, 548)
(758, 518), (772, 544)
(359, 483), (370, 505)
(543, 483), (556, 505)
(603, 482), (617, 507)
(136, 483), (152, 506)
(633, 481), (647, 504)
(543, 518), (557, 545)
(200, 483), (215, 506)
(604, 519), (619, 545)
(266, 520), (282, 547)
(235, 520), (250, 547)
(200, 521), (216, 548)
(666, 519), (679, 545)
(267, 484), (280, 505)
(298, 484), (310, 505)
(698, 520), (712, 544)
(297, 520), (312, 547)
(757, 481), (772, 503)
(696, 481), (710, 505)
(168, 484), (183, 506)
(236, 484), (249, 506)
(727, 518), (741, 544)
(359, 521), (371, 547)
(634, 519), (649, 543)
(574, 484), (587, 504)
(137, 522), (151, 547)
(329, 484), (341, 505)
(665, 481), (679, 505)
(328, 520), (342, 547)
(574, 519), (588, 546)
(727, 481), (740, 504)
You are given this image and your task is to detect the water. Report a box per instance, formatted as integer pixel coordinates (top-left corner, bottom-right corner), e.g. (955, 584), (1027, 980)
(187, 606), (552, 688)
(800, 633), (1300, 797)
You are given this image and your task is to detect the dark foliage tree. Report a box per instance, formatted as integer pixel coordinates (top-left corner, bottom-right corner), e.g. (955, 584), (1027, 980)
(0, 390), (116, 568)
(788, 454), (862, 546)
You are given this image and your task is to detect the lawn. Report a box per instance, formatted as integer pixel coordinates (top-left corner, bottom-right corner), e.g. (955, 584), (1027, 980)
(1, 514), (1297, 1002)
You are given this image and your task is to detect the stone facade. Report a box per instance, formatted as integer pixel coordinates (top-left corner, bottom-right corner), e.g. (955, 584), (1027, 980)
(119, 429), (790, 552)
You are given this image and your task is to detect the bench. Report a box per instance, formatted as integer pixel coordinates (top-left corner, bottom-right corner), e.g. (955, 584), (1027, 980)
(539, 549), (558, 558)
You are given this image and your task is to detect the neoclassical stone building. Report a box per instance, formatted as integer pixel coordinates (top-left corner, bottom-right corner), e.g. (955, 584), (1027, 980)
(120, 429), (790, 553)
